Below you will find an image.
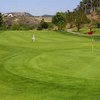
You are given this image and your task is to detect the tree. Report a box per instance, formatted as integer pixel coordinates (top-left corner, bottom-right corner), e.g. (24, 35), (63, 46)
(37, 18), (48, 30)
(41, 19), (48, 29)
(65, 11), (74, 28)
(52, 12), (67, 30)
(73, 10), (90, 31)
(96, 22), (100, 28)
(77, 0), (100, 14)
(48, 22), (54, 30)
(0, 13), (3, 28)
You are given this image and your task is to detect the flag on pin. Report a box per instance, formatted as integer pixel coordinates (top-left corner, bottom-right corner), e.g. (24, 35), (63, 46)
(87, 31), (94, 53)
(88, 31), (93, 35)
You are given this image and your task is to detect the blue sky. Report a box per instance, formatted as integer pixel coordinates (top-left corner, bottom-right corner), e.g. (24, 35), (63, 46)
(0, 0), (81, 15)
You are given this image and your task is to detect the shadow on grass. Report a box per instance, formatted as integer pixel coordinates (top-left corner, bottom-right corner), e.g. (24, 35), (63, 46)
(0, 30), (5, 34)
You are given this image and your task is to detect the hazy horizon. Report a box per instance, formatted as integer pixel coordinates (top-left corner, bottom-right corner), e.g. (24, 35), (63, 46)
(1, 0), (81, 16)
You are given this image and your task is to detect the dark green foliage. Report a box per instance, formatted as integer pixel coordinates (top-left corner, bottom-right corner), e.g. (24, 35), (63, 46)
(48, 22), (54, 29)
(0, 13), (3, 29)
(96, 22), (100, 28)
(77, 0), (100, 14)
(10, 23), (35, 30)
(37, 19), (49, 30)
(52, 12), (67, 30)
(40, 19), (48, 29)
(65, 11), (74, 28)
(73, 10), (90, 31)
(11, 24), (33, 30)
(41, 21), (48, 29)
(97, 9), (100, 15)
(37, 25), (43, 30)
(42, 22), (48, 29)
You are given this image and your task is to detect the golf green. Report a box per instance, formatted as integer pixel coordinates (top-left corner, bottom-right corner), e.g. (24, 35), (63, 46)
(0, 30), (100, 100)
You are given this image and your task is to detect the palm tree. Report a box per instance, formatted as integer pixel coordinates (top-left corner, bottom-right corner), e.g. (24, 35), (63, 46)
(78, 0), (100, 14)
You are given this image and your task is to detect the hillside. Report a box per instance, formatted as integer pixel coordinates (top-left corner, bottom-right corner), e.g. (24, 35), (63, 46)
(34, 16), (52, 22)
(3, 12), (40, 29)
(3, 12), (33, 17)
(2, 12), (52, 30)
(3, 12), (52, 22)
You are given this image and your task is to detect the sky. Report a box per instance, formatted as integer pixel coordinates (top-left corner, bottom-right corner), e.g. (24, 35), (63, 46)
(0, 0), (81, 16)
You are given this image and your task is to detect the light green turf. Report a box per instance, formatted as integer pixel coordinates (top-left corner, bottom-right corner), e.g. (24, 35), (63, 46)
(0, 30), (100, 100)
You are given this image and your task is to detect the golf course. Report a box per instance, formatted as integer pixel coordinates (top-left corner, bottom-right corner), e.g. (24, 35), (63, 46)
(0, 30), (100, 100)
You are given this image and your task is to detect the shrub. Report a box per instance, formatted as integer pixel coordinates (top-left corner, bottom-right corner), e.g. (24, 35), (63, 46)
(37, 25), (43, 30)
(96, 22), (100, 28)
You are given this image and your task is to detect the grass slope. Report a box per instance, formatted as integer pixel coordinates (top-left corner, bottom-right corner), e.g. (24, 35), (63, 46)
(0, 30), (100, 100)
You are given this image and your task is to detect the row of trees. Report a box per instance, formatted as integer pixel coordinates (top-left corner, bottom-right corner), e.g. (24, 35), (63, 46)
(0, 13), (3, 29)
(52, 10), (90, 31)
(52, 0), (100, 32)
(76, 0), (100, 14)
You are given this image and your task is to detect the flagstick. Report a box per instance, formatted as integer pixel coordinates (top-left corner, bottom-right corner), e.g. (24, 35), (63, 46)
(91, 35), (94, 53)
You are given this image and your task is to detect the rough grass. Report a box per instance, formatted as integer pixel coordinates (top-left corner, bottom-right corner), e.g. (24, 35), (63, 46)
(72, 27), (100, 34)
(80, 28), (100, 34)
(0, 30), (100, 100)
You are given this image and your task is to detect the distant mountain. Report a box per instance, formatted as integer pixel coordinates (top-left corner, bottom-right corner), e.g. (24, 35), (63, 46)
(3, 12), (52, 23)
(3, 12), (33, 17)
(42, 15), (54, 17)
(3, 12), (54, 18)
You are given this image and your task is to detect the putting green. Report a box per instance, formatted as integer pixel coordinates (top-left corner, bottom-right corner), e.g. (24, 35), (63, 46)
(0, 30), (100, 100)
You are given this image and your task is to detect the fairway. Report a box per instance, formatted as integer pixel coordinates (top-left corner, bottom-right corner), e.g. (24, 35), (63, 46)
(0, 30), (100, 100)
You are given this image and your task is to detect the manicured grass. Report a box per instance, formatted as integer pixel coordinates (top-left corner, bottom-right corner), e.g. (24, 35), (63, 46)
(0, 30), (100, 100)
